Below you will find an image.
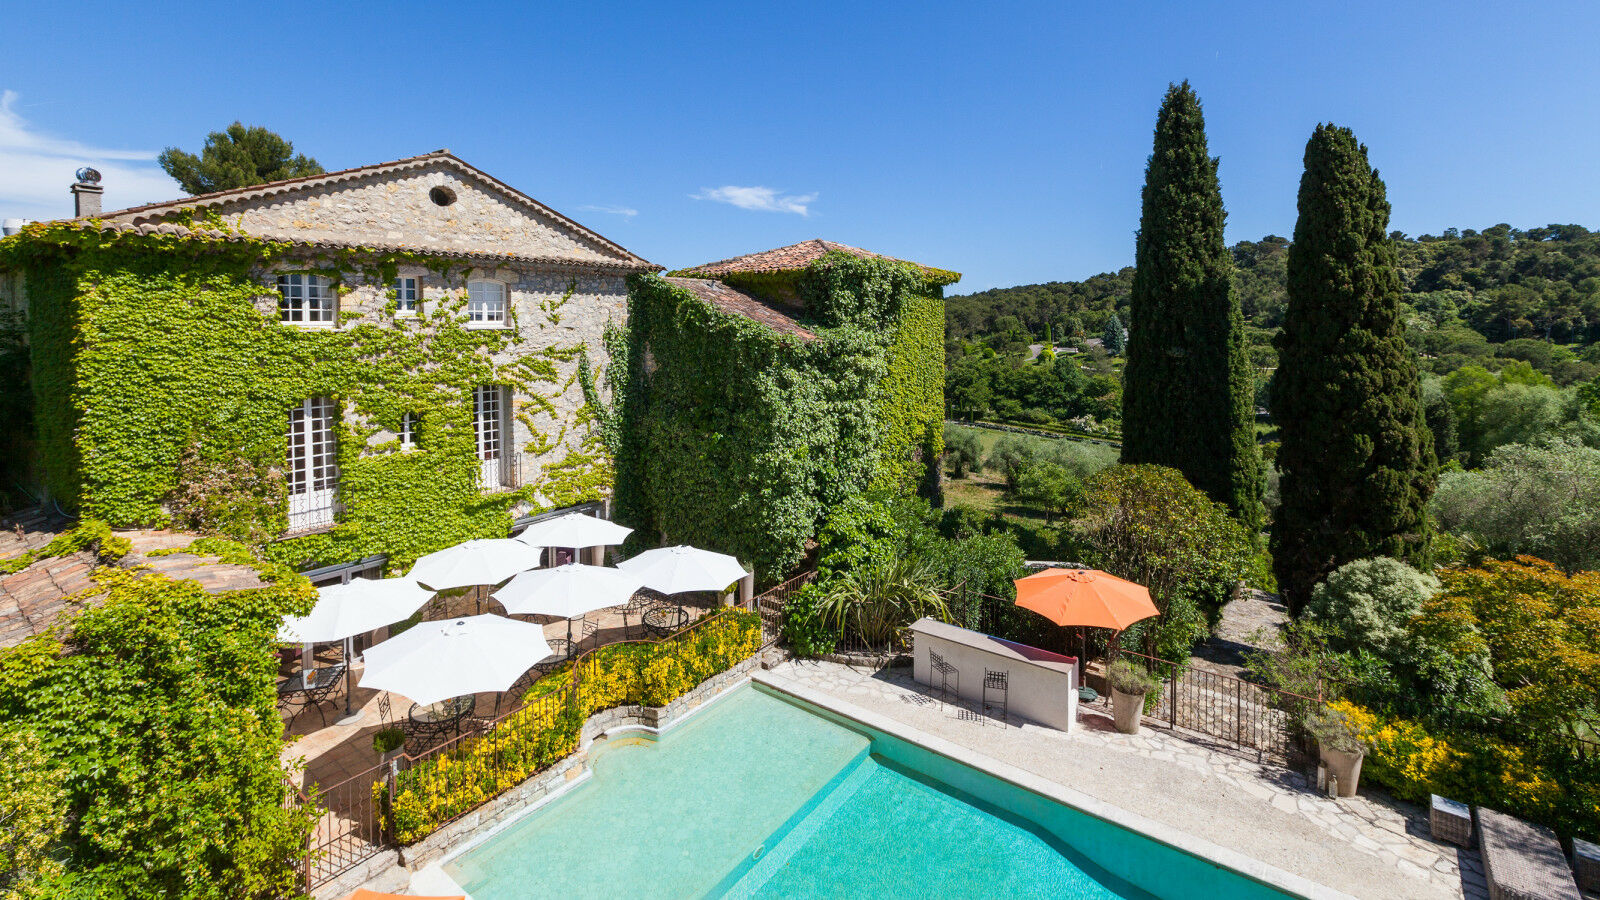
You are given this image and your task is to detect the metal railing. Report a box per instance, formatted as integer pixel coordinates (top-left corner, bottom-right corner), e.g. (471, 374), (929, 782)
(755, 569), (817, 647)
(1099, 647), (1322, 767)
(300, 764), (389, 891)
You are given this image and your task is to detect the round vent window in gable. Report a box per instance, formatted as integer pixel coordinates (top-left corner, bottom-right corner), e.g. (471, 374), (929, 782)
(429, 186), (458, 207)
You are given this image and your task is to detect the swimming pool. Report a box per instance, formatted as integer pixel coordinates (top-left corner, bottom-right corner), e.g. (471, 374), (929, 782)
(444, 683), (1305, 899)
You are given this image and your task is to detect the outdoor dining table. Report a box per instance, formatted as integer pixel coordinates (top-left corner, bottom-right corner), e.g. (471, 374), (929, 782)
(641, 604), (690, 637)
(407, 695), (475, 745)
(276, 661), (348, 725)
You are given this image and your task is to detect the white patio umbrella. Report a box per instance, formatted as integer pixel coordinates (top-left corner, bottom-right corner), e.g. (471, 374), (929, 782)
(492, 563), (647, 644)
(406, 538), (544, 591)
(514, 512), (633, 551)
(277, 577), (435, 644)
(617, 545), (749, 595)
(277, 577), (435, 724)
(359, 614), (553, 708)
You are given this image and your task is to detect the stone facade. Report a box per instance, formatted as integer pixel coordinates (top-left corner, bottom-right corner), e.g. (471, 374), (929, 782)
(257, 260), (629, 509)
(52, 151), (657, 521)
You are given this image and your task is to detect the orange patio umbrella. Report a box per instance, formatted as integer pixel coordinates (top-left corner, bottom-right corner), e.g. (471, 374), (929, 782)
(342, 891), (463, 900)
(1014, 567), (1158, 631)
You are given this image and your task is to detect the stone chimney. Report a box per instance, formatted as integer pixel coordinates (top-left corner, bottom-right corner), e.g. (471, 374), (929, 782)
(71, 167), (104, 217)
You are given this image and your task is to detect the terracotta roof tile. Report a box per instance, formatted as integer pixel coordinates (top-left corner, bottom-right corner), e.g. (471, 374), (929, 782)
(55, 220), (656, 274)
(675, 239), (960, 284)
(661, 277), (816, 341)
(68, 150), (658, 273)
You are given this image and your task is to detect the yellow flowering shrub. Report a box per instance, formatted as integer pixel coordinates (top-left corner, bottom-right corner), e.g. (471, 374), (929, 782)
(377, 610), (762, 843)
(1331, 699), (1596, 837)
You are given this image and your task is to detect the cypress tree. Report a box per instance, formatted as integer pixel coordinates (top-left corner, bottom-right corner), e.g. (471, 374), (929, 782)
(1121, 82), (1262, 531)
(1270, 124), (1437, 615)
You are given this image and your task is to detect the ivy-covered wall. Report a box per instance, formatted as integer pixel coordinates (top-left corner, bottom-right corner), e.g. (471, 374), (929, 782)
(614, 253), (951, 579)
(0, 224), (617, 571)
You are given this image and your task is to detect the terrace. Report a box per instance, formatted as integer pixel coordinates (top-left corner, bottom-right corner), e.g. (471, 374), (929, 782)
(297, 568), (1525, 899)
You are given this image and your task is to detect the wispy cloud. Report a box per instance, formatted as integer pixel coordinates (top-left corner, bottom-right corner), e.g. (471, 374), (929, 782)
(692, 185), (816, 216)
(0, 89), (180, 221)
(576, 203), (638, 218)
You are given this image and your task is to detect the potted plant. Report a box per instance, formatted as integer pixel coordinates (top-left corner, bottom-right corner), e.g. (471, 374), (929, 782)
(1306, 707), (1365, 797)
(372, 727), (406, 765)
(1108, 659), (1156, 735)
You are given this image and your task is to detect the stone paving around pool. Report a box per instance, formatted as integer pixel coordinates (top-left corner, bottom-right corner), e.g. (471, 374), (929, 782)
(766, 659), (1488, 900)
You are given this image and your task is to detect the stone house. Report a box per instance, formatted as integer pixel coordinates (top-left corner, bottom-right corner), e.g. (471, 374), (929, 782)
(0, 151), (656, 567)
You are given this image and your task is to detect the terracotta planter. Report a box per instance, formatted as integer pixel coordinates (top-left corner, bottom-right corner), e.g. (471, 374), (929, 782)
(1112, 688), (1146, 734)
(1320, 747), (1364, 798)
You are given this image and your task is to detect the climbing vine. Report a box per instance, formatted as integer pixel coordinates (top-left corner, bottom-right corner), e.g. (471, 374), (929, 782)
(0, 223), (615, 572)
(612, 253), (950, 579)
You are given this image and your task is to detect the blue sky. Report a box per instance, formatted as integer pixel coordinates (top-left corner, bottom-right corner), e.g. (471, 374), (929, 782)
(3, 1), (1596, 292)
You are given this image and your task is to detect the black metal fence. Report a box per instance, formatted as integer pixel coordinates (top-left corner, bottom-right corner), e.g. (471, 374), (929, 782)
(1100, 647), (1322, 767)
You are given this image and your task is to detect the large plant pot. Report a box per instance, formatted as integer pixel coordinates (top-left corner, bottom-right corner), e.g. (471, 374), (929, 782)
(1320, 747), (1364, 798)
(1112, 688), (1146, 734)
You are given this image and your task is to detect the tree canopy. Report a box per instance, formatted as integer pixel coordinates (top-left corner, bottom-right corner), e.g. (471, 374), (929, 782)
(158, 123), (323, 195)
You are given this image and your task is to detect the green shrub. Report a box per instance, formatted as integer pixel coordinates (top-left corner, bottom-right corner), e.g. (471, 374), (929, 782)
(1304, 557), (1440, 659)
(1076, 465), (1253, 659)
(0, 565), (315, 898)
(819, 556), (948, 648)
(942, 425), (985, 478)
(1433, 439), (1600, 572)
(1107, 659), (1157, 695)
(372, 728), (405, 755)
(781, 584), (838, 657)
(1305, 705), (1365, 754)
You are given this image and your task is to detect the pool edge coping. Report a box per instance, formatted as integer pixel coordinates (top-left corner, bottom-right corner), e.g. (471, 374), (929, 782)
(752, 669), (1359, 900)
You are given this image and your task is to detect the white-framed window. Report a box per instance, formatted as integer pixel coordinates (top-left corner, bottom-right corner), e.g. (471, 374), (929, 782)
(399, 412), (419, 450)
(393, 277), (420, 316)
(287, 398), (339, 531)
(277, 273), (336, 324)
(474, 385), (512, 489)
(466, 280), (507, 326)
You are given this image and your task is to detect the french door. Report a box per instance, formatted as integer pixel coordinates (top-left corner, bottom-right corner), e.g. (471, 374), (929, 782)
(474, 385), (509, 489)
(287, 398), (339, 531)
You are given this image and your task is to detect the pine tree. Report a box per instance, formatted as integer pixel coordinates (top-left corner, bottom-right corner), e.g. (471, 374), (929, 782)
(1121, 82), (1263, 531)
(1101, 313), (1126, 355)
(159, 123), (323, 195)
(1270, 124), (1437, 615)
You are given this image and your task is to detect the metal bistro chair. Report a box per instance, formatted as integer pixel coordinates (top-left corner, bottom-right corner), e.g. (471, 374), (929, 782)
(929, 650), (959, 707)
(579, 613), (601, 650)
(621, 592), (659, 639)
(982, 668), (1010, 724)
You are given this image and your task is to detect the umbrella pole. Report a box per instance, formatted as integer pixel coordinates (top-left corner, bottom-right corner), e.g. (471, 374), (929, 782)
(337, 635), (364, 726)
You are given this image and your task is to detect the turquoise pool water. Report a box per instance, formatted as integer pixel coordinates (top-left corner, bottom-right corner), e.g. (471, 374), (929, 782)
(444, 684), (1298, 899)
